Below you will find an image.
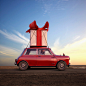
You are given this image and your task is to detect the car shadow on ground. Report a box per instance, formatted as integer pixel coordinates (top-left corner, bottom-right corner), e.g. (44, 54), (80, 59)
(28, 67), (56, 70)
(14, 67), (58, 71)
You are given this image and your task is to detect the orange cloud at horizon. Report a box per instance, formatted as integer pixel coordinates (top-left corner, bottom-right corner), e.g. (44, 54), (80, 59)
(52, 38), (86, 65)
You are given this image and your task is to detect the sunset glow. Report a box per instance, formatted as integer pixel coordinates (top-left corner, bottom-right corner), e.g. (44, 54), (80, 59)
(0, 0), (86, 66)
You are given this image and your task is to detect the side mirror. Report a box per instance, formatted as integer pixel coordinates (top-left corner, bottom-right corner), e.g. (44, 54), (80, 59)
(63, 53), (65, 56)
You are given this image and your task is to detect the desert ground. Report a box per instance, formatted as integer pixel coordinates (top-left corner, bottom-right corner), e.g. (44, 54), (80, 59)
(0, 66), (86, 86)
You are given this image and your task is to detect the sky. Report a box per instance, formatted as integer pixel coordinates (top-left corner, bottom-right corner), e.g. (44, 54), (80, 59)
(0, 0), (86, 66)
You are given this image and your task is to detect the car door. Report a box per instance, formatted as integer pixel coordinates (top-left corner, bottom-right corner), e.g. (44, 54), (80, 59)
(37, 49), (55, 66)
(24, 48), (37, 66)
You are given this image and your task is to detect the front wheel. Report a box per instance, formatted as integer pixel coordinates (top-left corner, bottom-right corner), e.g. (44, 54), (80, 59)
(57, 61), (66, 71)
(19, 61), (28, 71)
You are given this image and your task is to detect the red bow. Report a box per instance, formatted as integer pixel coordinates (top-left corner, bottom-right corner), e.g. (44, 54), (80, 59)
(26, 20), (49, 33)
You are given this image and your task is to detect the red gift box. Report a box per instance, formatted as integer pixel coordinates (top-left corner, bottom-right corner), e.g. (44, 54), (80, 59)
(26, 21), (49, 47)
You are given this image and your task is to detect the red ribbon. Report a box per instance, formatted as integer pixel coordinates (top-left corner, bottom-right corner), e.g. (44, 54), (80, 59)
(26, 20), (49, 33)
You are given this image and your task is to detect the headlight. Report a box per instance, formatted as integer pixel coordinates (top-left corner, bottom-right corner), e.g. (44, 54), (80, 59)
(15, 59), (17, 62)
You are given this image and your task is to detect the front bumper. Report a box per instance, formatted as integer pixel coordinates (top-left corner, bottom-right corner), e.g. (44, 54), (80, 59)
(68, 63), (70, 67)
(14, 62), (17, 65)
(15, 59), (18, 65)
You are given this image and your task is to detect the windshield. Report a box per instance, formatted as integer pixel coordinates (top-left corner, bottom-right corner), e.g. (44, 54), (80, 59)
(17, 48), (26, 60)
(50, 49), (55, 55)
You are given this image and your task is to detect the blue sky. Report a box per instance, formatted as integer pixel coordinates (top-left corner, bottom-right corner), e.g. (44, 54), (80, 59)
(0, 0), (86, 66)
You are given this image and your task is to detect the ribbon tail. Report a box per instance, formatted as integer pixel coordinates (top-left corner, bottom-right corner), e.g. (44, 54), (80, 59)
(26, 29), (30, 33)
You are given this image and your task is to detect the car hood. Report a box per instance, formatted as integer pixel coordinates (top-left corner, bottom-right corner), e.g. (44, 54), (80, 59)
(55, 55), (69, 59)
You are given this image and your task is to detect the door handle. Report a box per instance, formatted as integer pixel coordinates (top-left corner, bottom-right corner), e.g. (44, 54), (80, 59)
(38, 56), (41, 57)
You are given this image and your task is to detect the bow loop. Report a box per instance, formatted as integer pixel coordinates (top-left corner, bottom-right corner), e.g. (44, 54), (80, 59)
(26, 21), (49, 33)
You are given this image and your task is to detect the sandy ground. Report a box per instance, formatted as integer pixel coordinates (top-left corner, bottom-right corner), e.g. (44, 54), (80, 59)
(0, 66), (86, 86)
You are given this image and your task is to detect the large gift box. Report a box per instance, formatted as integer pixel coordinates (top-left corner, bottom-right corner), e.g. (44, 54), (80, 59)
(26, 21), (49, 47)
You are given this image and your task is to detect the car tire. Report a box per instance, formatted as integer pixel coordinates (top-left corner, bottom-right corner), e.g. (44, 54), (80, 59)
(19, 61), (28, 71)
(57, 61), (66, 71)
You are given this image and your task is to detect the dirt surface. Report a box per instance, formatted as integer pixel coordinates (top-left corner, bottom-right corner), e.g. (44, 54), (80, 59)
(0, 66), (86, 86)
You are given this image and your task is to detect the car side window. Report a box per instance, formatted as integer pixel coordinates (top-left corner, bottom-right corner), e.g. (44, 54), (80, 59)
(38, 49), (52, 55)
(25, 49), (36, 55)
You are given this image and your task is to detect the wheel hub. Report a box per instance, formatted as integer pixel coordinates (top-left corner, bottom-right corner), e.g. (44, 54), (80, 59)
(60, 63), (64, 68)
(21, 63), (26, 68)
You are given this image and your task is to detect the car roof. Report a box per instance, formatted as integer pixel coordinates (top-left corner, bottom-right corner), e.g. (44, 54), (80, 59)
(25, 47), (51, 49)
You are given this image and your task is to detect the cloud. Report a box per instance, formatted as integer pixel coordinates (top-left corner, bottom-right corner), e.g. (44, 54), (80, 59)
(36, 0), (68, 15)
(0, 45), (23, 66)
(43, 3), (52, 14)
(0, 51), (13, 56)
(51, 38), (86, 65)
(0, 30), (30, 66)
(14, 30), (29, 42)
(61, 38), (86, 54)
(0, 30), (29, 45)
(73, 36), (80, 41)
(51, 38), (60, 52)
(0, 45), (21, 57)
(62, 0), (69, 1)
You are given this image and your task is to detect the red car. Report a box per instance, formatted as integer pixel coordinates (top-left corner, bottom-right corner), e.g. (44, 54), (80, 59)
(15, 47), (70, 71)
